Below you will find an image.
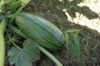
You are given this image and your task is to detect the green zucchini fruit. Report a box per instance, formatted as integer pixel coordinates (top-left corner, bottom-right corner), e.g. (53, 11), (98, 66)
(15, 13), (65, 50)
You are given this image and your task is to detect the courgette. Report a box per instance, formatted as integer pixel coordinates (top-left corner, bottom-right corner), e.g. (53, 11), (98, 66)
(15, 13), (65, 50)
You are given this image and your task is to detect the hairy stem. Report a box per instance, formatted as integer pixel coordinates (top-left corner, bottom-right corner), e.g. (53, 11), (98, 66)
(9, 0), (31, 22)
(0, 19), (6, 66)
(38, 46), (63, 66)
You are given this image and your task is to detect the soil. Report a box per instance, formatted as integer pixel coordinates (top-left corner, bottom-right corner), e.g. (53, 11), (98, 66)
(6, 0), (100, 66)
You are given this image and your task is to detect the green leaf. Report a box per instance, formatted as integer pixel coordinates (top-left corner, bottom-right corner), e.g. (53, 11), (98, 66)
(69, 34), (81, 61)
(73, 34), (81, 61)
(69, 40), (80, 61)
(66, 0), (71, 4)
(8, 39), (40, 66)
(65, 32), (70, 48)
(66, 29), (82, 33)
(10, 1), (21, 13)
(74, 34), (80, 55)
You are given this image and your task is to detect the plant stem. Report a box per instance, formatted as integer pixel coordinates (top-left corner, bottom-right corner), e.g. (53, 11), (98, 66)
(38, 46), (63, 66)
(0, 19), (6, 66)
(9, 6), (24, 22)
(9, 0), (31, 22)
(0, 32), (5, 66)
(12, 42), (22, 50)
(0, 0), (4, 13)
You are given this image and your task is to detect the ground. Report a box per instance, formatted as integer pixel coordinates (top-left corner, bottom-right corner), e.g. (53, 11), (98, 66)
(6, 0), (100, 66)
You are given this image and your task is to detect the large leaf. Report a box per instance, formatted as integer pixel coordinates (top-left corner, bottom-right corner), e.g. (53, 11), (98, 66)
(8, 39), (40, 66)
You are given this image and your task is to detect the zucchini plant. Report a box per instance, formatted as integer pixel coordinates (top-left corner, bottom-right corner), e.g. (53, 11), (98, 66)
(0, 0), (64, 66)
(0, 0), (82, 66)
(0, 0), (83, 66)
(14, 12), (65, 66)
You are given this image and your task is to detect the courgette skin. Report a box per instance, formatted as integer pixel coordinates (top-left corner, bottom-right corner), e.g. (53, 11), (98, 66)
(15, 13), (65, 50)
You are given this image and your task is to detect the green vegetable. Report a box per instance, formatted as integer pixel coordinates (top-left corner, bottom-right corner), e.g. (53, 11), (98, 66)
(0, 18), (6, 66)
(15, 13), (65, 50)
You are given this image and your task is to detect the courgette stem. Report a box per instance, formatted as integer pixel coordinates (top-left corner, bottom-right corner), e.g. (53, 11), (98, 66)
(0, 19), (6, 66)
(0, 32), (5, 66)
(0, 0), (4, 12)
(9, 0), (31, 22)
(9, 6), (24, 22)
(38, 46), (63, 66)
(12, 42), (22, 50)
